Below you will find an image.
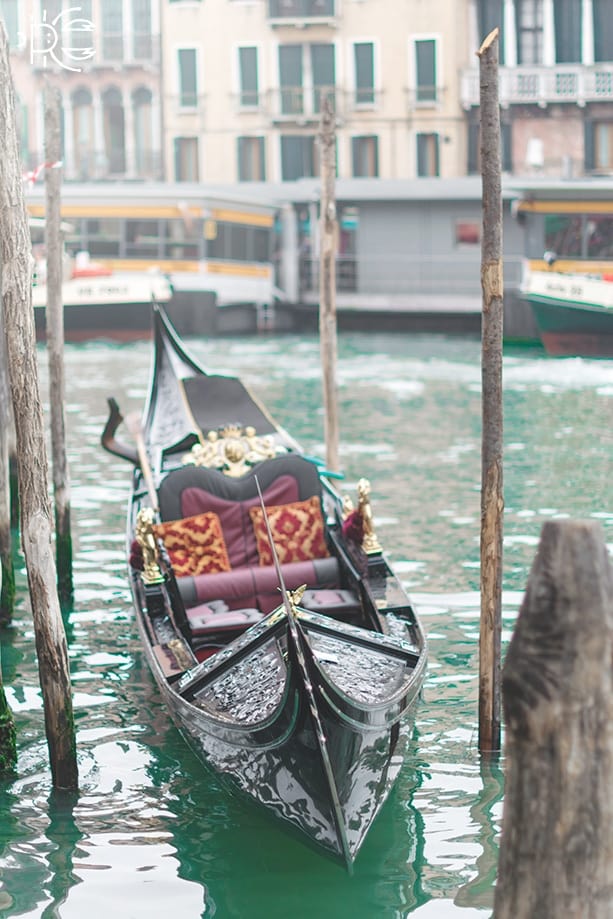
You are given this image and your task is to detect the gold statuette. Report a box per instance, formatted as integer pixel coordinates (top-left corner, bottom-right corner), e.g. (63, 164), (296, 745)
(135, 508), (164, 584)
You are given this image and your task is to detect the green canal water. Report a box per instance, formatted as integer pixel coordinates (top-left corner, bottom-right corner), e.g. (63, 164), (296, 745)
(0, 332), (611, 918)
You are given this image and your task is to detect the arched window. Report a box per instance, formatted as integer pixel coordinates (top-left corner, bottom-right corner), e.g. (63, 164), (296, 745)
(133, 86), (153, 176)
(72, 87), (93, 178)
(102, 86), (125, 174)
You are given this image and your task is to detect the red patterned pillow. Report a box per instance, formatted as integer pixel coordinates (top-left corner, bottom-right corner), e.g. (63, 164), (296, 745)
(154, 512), (231, 578)
(249, 496), (329, 567)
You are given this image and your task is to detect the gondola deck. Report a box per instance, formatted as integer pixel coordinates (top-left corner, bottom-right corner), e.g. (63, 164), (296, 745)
(102, 303), (427, 869)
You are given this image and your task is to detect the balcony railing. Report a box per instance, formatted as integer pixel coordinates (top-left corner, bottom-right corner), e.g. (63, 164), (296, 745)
(268, 0), (335, 22)
(461, 63), (613, 107)
(272, 85), (337, 121)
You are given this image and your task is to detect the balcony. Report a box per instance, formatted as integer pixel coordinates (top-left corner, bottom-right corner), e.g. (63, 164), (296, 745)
(268, 0), (336, 27)
(461, 63), (613, 108)
(270, 85), (338, 122)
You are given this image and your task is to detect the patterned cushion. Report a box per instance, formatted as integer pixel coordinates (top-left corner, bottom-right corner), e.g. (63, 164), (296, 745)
(154, 512), (231, 577)
(249, 496), (329, 567)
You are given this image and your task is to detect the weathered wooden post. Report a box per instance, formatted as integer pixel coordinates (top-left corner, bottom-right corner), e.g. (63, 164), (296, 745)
(495, 519), (613, 918)
(318, 95), (340, 474)
(477, 27), (504, 755)
(0, 23), (78, 788)
(0, 246), (16, 773)
(0, 280), (15, 624)
(44, 82), (73, 607)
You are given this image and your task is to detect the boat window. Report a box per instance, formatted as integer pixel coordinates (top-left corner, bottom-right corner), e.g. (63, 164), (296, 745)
(125, 219), (162, 258)
(586, 215), (613, 258)
(84, 218), (121, 257)
(544, 214), (582, 258)
(163, 218), (202, 260)
(207, 221), (272, 263)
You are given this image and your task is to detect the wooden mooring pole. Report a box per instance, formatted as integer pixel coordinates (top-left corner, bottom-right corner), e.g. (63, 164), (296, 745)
(318, 95), (340, 475)
(495, 520), (613, 918)
(0, 290), (16, 625)
(44, 83), (73, 608)
(477, 28), (504, 755)
(0, 24), (78, 788)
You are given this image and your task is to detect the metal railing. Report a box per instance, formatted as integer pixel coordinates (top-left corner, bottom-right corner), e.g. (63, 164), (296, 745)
(268, 0), (335, 19)
(461, 63), (613, 107)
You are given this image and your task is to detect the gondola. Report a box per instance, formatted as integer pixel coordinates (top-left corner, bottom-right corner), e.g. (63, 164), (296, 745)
(101, 303), (427, 870)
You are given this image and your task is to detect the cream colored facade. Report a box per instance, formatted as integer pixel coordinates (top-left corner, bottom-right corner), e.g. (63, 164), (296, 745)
(1, 0), (163, 180)
(160, 0), (473, 182)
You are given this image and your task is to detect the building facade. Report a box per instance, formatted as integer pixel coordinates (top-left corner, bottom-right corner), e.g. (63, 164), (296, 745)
(462, 0), (613, 177)
(3, 0), (613, 183)
(160, 0), (473, 183)
(1, 0), (163, 180)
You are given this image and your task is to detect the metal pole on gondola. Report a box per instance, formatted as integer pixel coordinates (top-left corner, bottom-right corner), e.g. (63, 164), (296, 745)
(44, 82), (74, 608)
(477, 27), (504, 755)
(0, 24), (77, 788)
(318, 94), (340, 475)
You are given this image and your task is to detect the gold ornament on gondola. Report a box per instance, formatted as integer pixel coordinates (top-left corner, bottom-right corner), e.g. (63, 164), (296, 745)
(343, 478), (382, 555)
(182, 425), (278, 477)
(135, 508), (164, 584)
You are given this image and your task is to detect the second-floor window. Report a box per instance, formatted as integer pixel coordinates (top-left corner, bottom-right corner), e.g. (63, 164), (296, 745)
(178, 49), (198, 107)
(414, 38), (437, 103)
(133, 0), (153, 59)
(278, 44), (334, 115)
(516, 0), (543, 65)
(594, 0), (613, 62)
(354, 42), (375, 105)
(239, 47), (259, 107)
(102, 0), (123, 61)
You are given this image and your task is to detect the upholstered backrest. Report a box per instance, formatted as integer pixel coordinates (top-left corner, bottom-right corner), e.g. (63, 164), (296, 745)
(157, 454), (323, 569)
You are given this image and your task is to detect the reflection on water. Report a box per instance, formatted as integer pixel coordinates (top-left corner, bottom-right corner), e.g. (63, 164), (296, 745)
(0, 332), (611, 917)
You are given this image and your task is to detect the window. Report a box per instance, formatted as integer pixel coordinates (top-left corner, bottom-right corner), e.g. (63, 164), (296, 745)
(476, 0), (504, 64)
(416, 133), (439, 177)
(594, 122), (613, 172)
(174, 137), (199, 181)
(178, 49), (198, 107)
(544, 215), (582, 257)
(279, 44), (304, 114)
(125, 219), (161, 258)
(311, 43), (335, 113)
(516, 0), (543, 65)
(237, 136), (266, 181)
(415, 39), (437, 103)
(84, 219), (121, 257)
(280, 135), (318, 180)
(553, 0), (581, 62)
(163, 219), (202, 259)
(352, 135), (378, 177)
(132, 0), (152, 59)
(207, 222), (271, 263)
(455, 221), (480, 246)
(594, 0), (613, 62)
(467, 122), (513, 174)
(239, 47), (259, 107)
(586, 216), (613, 257)
(102, 0), (123, 60)
(102, 87), (125, 174)
(71, 0), (92, 51)
(354, 42), (375, 105)
(278, 43), (335, 116)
